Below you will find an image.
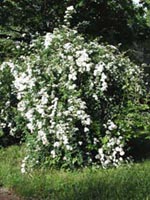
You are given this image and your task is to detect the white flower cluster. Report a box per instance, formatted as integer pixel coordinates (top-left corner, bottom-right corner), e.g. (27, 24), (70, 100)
(96, 134), (125, 168)
(95, 120), (127, 168)
(64, 6), (75, 26)
(49, 96), (91, 160)
(44, 33), (53, 49)
(37, 130), (49, 146)
(75, 49), (92, 72)
(107, 120), (117, 131)
(21, 156), (29, 174)
(0, 61), (15, 72)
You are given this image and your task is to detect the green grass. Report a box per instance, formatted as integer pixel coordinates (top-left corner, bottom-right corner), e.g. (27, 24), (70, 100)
(0, 146), (150, 200)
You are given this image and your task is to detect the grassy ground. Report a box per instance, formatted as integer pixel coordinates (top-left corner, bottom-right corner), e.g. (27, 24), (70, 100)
(0, 145), (150, 200)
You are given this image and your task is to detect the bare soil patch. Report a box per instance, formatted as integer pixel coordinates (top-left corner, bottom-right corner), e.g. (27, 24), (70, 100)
(0, 188), (21, 200)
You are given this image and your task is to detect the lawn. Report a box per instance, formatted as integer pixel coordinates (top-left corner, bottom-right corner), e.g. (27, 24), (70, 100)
(0, 145), (150, 200)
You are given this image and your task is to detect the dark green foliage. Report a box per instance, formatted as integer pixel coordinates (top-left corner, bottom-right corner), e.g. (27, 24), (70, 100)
(0, 0), (149, 44)
(115, 100), (150, 161)
(72, 0), (138, 44)
(0, 0), (66, 34)
(128, 137), (150, 161)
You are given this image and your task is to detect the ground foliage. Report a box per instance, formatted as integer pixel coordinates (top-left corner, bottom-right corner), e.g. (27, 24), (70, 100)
(1, 146), (150, 200)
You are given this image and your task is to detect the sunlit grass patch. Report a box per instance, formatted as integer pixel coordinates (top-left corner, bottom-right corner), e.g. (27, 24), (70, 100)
(0, 145), (150, 200)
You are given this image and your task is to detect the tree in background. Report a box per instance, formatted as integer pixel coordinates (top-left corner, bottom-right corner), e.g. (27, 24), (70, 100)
(139, 0), (150, 27)
(0, 0), (149, 44)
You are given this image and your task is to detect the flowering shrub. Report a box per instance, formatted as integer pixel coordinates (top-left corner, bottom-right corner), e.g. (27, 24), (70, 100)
(0, 61), (27, 144)
(0, 7), (146, 172)
(0, 62), (17, 138)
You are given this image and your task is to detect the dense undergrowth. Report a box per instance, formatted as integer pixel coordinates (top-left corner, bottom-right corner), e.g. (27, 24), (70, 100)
(0, 145), (150, 200)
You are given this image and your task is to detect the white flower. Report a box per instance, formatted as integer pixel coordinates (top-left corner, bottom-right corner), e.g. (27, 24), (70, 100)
(68, 106), (74, 112)
(94, 62), (104, 76)
(95, 154), (100, 159)
(77, 110), (82, 115)
(0, 61), (15, 72)
(86, 63), (92, 72)
(17, 101), (26, 112)
(50, 97), (58, 117)
(119, 157), (123, 161)
(120, 150), (125, 156)
(108, 122), (117, 131)
(68, 56), (73, 61)
(85, 117), (91, 125)
(98, 148), (103, 155)
(80, 101), (86, 109)
(36, 104), (45, 115)
(25, 109), (34, 119)
(76, 50), (90, 68)
(115, 147), (122, 152)
(104, 159), (111, 166)
(37, 130), (49, 146)
(101, 73), (107, 82)
(99, 72), (108, 92)
(51, 150), (56, 158)
(68, 72), (77, 81)
(27, 123), (34, 132)
(78, 141), (83, 145)
(44, 32), (53, 48)
(41, 94), (48, 104)
(63, 156), (67, 161)
(67, 6), (74, 11)
(101, 81), (107, 92)
(21, 163), (26, 174)
(66, 145), (73, 151)
(92, 94), (98, 101)
(63, 110), (70, 116)
(84, 127), (89, 132)
(76, 58), (86, 67)
(110, 139), (116, 146)
(62, 135), (68, 145)
(68, 84), (76, 90)
(53, 141), (60, 148)
(37, 121), (42, 129)
(21, 156), (29, 174)
(64, 43), (72, 51)
(93, 137), (99, 144)
(101, 80), (107, 88)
